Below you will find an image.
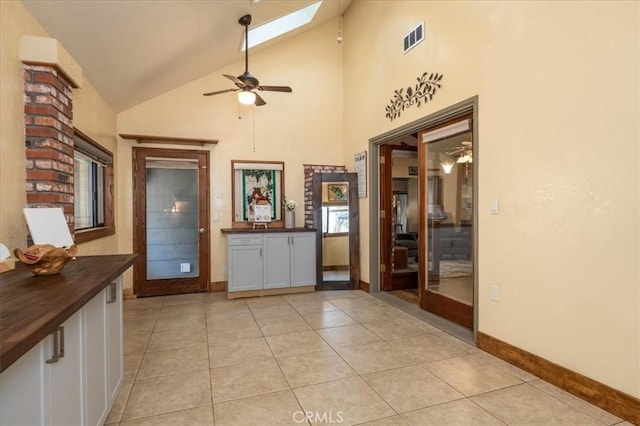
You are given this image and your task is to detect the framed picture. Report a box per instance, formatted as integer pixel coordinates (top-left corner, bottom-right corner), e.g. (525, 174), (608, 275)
(231, 160), (284, 227)
(327, 183), (348, 202)
(253, 204), (272, 223)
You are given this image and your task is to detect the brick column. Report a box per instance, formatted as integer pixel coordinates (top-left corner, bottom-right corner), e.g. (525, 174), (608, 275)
(23, 65), (75, 230)
(303, 164), (347, 228)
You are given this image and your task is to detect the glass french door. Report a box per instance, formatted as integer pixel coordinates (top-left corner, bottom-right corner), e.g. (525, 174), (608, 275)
(418, 115), (474, 329)
(133, 148), (210, 297)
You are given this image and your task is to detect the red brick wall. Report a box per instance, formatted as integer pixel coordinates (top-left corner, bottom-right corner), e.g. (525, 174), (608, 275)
(23, 65), (75, 229)
(303, 164), (347, 228)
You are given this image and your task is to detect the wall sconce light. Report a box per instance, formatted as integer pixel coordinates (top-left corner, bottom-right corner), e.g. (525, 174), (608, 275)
(441, 161), (455, 174)
(237, 89), (256, 105)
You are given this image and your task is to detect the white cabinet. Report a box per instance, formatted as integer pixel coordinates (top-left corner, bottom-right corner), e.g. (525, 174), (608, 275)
(46, 310), (83, 426)
(226, 231), (316, 294)
(263, 233), (316, 289)
(263, 234), (292, 289)
(228, 234), (264, 291)
(290, 232), (316, 287)
(106, 277), (123, 406)
(0, 278), (124, 426)
(0, 336), (46, 425)
(0, 311), (83, 426)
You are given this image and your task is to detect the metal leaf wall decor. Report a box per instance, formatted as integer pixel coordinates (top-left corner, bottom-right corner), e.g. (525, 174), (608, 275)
(385, 72), (443, 121)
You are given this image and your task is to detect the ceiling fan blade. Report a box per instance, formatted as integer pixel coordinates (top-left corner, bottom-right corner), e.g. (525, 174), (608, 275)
(224, 74), (245, 87)
(258, 85), (292, 93)
(254, 92), (267, 106)
(202, 88), (237, 96)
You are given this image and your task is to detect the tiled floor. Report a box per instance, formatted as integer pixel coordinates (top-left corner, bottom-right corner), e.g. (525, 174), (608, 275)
(107, 290), (630, 425)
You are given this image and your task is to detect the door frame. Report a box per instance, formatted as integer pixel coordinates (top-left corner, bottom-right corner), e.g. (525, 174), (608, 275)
(379, 143), (418, 292)
(132, 147), (210, 297)
(369, 96), (479, 338)
(313, 172), (360, 291)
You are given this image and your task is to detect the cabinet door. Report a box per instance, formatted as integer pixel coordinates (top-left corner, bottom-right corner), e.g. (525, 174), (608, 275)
(263, 233), (291, 289)
(291, 233), (317, 287)
(44, 310), (83, 426)
(228, 245), (263, 291)
(106, 277), (123, 406)
(0, 341), (46, 425)
(83, 288), (108, 425)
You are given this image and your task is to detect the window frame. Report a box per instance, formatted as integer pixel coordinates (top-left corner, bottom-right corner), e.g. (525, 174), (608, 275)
(73, 128), (115, 244)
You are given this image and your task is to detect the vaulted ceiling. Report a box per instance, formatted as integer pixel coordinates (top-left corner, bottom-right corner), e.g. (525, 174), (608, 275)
(22, 0), (350, 112)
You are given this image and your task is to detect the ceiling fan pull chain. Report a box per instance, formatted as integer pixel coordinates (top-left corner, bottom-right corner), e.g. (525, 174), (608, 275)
(252, 108), (256, 153)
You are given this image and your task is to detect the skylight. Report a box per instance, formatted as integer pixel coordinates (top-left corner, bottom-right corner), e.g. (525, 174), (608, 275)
(242, 1), (323, 51)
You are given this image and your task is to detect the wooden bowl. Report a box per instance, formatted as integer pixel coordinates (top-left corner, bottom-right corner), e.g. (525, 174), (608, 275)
(14, 244), (77, 276)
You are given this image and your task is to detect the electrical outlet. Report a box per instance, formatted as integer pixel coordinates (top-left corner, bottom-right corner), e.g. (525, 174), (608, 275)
(221, 265), (227, 275)
(490, 285), (500, 302)
(180, 263), (191, 273)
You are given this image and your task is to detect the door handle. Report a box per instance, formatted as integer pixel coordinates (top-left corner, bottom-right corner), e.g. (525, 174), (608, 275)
(45, 326), (64, 364)
(199, 228), (206, 234)
(106, 281), (117, 304)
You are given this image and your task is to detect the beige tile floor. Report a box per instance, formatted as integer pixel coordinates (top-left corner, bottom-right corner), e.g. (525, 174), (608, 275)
(106, 290), (630, 426)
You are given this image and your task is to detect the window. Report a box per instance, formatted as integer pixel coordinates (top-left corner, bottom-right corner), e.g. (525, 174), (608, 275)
(244, 1), (322, 51)
(322, 205), (349, 235)
(73, 129), (115, 243)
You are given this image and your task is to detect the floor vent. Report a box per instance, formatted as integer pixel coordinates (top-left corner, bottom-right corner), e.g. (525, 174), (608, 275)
(403, 22), (424, 54)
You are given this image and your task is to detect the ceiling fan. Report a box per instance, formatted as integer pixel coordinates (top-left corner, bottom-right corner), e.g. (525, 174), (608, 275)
(445, 141), (473, 162)
(202, 14), (292, 106)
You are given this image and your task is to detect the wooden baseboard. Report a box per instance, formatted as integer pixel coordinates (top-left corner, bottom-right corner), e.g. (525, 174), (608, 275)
(323, 265), (350, 271)
(123, 287), (136, 299)
(359, 280), (370, 292)
(477, 332), (640, 425)
(226, 285), (315, 299)
(209, 281), (226, 292)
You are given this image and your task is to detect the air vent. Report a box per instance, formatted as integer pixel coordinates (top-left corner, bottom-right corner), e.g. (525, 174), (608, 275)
(403, 22), (424, 54)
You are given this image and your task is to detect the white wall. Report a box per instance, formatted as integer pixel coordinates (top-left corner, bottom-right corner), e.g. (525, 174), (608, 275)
(342, 0), (639, 397)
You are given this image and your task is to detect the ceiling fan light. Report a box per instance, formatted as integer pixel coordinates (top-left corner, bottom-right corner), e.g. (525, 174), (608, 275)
(441, 162), (455, 174)
(457, 154), (472, 164)
(237, 90), (256, 105)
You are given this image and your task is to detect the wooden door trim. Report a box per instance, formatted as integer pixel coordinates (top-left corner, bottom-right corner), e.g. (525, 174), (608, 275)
(132, 147), (210, 297)
(380, 144), (418, 292)
(379, 144), (393, 291)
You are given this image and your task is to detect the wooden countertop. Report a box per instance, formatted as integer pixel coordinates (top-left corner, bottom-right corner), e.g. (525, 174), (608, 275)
(0, 254), (138, 373)
(221, 227), (316, 234)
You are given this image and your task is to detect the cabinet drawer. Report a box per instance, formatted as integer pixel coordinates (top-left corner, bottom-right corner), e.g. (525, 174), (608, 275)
(227, 234), (263, 246)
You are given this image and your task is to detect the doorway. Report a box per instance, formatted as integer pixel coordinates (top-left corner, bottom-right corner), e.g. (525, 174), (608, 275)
(370, 97), (478, 335)
(379, 143), (419, 294)
(132, 147), (210, 297)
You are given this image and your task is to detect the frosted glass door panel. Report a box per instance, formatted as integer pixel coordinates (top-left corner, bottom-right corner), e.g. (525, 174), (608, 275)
(146, 159), (199, 280)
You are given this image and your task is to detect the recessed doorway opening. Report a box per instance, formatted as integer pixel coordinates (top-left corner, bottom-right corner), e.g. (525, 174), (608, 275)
(369, 97), (478, 340)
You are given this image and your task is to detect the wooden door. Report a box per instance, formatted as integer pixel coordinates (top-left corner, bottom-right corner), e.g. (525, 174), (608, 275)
(132, 148), (210, 296)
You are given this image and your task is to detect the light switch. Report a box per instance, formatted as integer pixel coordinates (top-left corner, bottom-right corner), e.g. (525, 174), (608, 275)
(490, 199), (500, 215)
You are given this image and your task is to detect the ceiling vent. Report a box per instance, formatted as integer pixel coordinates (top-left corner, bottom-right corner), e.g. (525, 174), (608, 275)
(403, 22), (424, 54)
